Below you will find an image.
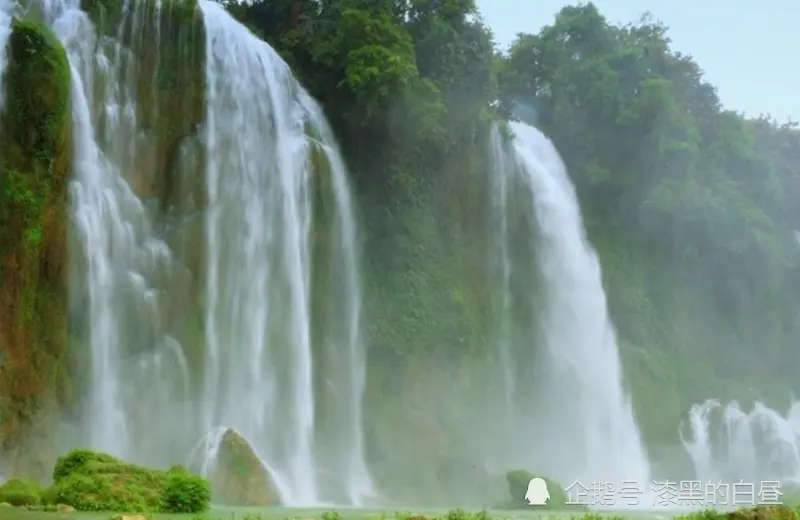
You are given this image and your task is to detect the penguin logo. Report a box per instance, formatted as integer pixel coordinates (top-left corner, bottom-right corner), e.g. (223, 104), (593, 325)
(525, 477), (550, 505)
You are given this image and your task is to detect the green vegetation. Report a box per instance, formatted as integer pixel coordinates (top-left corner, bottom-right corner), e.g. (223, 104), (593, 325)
(0, 0), (796, 506)
(40, 449), (211, 513)
(0, 17), (71, 477)
(221, 0), (800, 480)
(0, 478), (43, 506)
(496, 5), (800, 445)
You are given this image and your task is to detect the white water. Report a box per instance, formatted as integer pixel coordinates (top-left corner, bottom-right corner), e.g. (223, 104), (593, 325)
(0, 0), (372, 506)
(33, 0), (189, 458)
(491, 121), (652, 491)
(488, 127), (515, 433)
(681, 399), (800, 486)
(0, 0), (14, 111)
(198, 0), (373, 505)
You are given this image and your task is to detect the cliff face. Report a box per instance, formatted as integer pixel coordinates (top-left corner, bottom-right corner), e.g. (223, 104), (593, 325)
(0, 0), (207, 477)
(0, 18), (71, 477)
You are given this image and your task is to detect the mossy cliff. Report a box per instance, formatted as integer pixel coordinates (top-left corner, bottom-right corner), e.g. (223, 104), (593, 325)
(0, 19), (72, 477)
(0, 0), (206, 475)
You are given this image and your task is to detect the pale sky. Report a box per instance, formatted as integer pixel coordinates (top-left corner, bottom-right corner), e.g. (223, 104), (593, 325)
(477, 0), (798, 121)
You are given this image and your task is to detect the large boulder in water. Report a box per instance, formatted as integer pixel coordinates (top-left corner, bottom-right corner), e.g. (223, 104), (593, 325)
(209, 428), (281, 506)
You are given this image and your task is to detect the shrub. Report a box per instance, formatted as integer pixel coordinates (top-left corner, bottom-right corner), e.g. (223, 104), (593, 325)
(45, 472), (155, 512)
(47, 449), (163, 512)
(160, 472), (211, 513)
(45, 448), (211, 513)
(52, 449), (116, 482)
(0, 478), (42, 506)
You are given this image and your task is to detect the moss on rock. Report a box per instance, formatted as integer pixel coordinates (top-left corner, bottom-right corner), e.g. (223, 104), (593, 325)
(0, 477), (42, 506)
(209, 428), (281, 506)
(0, 18), (71, 474)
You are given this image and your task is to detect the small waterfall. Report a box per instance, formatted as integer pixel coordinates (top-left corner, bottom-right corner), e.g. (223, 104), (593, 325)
(489, 121), (651, 489)
(198, 0), (373, 505)
(681, 399), (800, 486)
(488, 127), (515, 432)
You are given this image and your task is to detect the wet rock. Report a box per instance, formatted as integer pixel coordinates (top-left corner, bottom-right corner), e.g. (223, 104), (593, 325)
(210, 428), (281, 506)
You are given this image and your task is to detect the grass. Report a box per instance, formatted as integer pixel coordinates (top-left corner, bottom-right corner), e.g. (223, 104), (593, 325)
(0, 506), (787, 520)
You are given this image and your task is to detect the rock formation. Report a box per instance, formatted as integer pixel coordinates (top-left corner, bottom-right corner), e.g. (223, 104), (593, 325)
(209, 428), (281, 506)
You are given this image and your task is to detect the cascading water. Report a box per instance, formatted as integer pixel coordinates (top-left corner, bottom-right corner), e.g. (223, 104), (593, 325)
(0, 0), (372, 506)
(488, 127), (515, 433)
(489, 121), (652, 491)
(197, 0), (373, 504)
(33, 0), (191, 458)
(681, 399), (800, 486)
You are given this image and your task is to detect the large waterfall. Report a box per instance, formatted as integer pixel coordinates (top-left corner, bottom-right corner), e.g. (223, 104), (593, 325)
(489, 121), (652, 489)
(681, 399), (800, 486)
(0, 0), (372, 506)
(198, 1), (373, 504)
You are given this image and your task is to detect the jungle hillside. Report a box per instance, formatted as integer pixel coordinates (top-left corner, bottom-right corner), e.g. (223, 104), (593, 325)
(0, 0), (797, 507)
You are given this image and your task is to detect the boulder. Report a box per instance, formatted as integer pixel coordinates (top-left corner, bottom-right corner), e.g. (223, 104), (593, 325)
(209, 428), (281, 506)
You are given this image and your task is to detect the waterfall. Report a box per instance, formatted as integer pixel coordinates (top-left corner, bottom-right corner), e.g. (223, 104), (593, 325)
(0, 0), (13, 111)
(681, 399), (800, 486)
(488, 127), (515, 433)
(198, 0), (373, 504)
(36, 0), (187, 458)
(489, 121), (652, 490)
(0, 0), (372, 505)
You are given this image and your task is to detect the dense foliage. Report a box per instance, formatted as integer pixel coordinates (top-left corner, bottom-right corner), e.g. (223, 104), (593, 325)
(497, 6), (800, 444)
(222, 0), (800, 450)
(0, 478), (43, 506)
(44, 449), (210, 513)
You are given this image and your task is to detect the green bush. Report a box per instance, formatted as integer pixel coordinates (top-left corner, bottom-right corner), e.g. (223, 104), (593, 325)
(160, 472), (211, 513)
(0, 478), (42, 506)
(52, 449), (116, 482)
(44, 448), (212, 513)
(45, 472), (155, 512)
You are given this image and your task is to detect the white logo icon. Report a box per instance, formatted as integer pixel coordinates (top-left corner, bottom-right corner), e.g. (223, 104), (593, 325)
(525, 477), (550, 505)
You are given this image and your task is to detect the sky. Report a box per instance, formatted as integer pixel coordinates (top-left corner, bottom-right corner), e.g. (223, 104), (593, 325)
(476, 0), (798, 121)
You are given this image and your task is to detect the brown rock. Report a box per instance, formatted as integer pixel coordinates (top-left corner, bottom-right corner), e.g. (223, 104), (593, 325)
(209, 428), (281, 506)
(56, 503), (75, 513)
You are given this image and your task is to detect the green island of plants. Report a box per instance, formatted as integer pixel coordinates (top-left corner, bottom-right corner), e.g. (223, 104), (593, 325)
(0, 449), (210, 514)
